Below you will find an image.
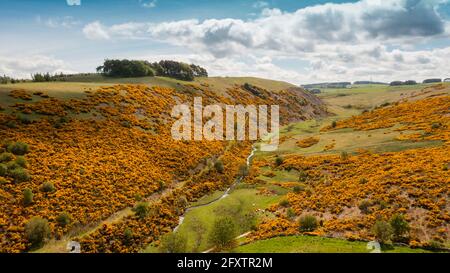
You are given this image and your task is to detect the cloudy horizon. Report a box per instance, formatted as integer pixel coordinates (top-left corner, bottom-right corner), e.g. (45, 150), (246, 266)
(1, 0), (450, 85)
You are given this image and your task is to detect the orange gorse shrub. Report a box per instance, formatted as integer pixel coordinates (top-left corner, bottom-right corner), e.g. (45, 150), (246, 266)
(247, 95), (450, 247)
(0, 83), (324, 252)
(296, 137), (319, 148)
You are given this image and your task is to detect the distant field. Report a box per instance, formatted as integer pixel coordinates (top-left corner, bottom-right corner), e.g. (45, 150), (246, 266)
(235, 236), (432, 253)
(270, 122), (444, 157)
(253, 82), (450, 158)
(318, 83), (450, 114)
(195, 76), (295, 93)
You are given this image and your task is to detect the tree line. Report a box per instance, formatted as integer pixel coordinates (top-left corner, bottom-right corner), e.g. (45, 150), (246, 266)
(0, 75), (25, 84)
(390, 78), (443, 86)
(96, 59), (208, 81)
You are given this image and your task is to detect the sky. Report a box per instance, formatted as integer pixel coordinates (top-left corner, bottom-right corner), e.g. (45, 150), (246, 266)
(0, 0), (450, 84)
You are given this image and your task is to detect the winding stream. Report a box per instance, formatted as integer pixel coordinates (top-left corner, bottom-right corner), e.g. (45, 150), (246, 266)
(173, 145), (257, 232)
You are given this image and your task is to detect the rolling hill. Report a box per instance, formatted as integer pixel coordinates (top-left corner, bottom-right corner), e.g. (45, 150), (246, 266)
(0, 75), (327, 253)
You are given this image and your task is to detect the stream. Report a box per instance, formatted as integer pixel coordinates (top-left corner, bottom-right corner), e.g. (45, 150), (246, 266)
(173, 145), (257, 232)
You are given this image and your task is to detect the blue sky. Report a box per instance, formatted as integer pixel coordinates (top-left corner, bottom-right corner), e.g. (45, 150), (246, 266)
(1, 0), (450, 84)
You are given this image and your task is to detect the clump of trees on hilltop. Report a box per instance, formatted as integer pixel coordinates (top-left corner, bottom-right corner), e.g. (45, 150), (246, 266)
(422, 78), (442, 84)
(96, 59), (208, 81)
(389, 80), (417, 86)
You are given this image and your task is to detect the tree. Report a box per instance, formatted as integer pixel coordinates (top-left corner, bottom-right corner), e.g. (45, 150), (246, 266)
(132, 202), (149, 218)
(190, 64), (208, 77)
(299, 215), (318, 232)
(372, 220), (393, 244)
(190, 216), (207, 252)
(238, 165), (249, 177)
(32, 73), (46, 82)
(390, 81), (404, 86)
(298, 170), (308, 182)
(159, 232), (188, 253)
(279, 199), (290, 207)
(404, 80), (417, 85)
(287, 208), (296, 219)
(423, 78), (442, 84)
(0, 163), (7, 177)
(157, 60), (195, 81)
(56, 212), (72, 227)
(41, 182), (55, 193)
(96, 59), (208, 81)
(209, 217), (237, 249)
(98, 59), (155, 78)
(293, 185), (303, 193)
(9, 168), (31, 183)
(214, 160), (224, 173)
(275, 155), (284, 166)
(123, 228), (133, 245)
(7, 142), (29, 155)
(25, 217), (51, 248)
(23, 188), (33, 206)
(0, 152), (14, 163)
(389, 214), (409, 241)
(358, 200), (371, 214)
(15, 156), (27, 168)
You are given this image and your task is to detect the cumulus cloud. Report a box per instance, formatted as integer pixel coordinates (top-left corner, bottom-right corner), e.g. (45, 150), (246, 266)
(66, 0), (81, 6)
(83, 0), (450, 54)
(253, 1), (269, 9)
(0, 55), (75, 79)
(82, 21), (111, 40)
(140, 0), (157, 8)
(37, 16), (81, 28)
(80, 0), (450, 83)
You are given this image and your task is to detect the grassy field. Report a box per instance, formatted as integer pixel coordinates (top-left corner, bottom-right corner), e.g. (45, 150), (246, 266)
(270, 122), (443, 157)
(144, 187), (283, 253)
(235, 236), (432, 253)
(253, 82), (450, 159)
(59, 74), (295, 93)
(0, 75), (296, 112)
(318, 83), (450, 115)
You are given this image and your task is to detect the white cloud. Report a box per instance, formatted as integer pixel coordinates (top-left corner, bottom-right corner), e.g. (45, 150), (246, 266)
(79, 0), (450, 83)
(82, 21), (111, 40)
(37, 16), (81, 28)
(83, 0), (450, 53)
(0, 55), (75, 79)
(140, 0), (157, 8)
(253, 1), (269, 9)
(66, 0), (81, 6)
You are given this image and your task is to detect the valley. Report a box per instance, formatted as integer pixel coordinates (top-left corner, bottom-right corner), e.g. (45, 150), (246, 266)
(0, 75), (448, 253)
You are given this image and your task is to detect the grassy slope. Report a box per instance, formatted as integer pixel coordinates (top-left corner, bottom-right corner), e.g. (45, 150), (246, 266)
(145, 83), (449, 253)
(2, 77), (446, 253)
(236, 236), (431, 253)
(318, 83), (450, 113)
(256, 82), (450, 159)
(0, 75), (295, 109)
(0, 75), (299, 253)
(232, 83), (449, 253)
